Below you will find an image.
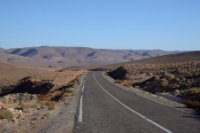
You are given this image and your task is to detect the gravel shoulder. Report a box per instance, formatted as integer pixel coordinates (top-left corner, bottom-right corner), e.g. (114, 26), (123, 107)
(35, 85), (81, 133)
(30, 75), (84, 133)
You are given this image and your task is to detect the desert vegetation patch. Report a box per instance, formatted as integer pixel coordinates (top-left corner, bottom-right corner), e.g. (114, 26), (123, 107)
(108, 61), (200, 108)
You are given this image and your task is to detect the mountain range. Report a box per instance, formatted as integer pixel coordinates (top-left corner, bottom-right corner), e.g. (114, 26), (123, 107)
(0, 46), (178, 68)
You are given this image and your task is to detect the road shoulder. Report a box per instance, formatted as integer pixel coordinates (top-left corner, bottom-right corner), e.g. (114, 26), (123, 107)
(29, 74), (85, 133)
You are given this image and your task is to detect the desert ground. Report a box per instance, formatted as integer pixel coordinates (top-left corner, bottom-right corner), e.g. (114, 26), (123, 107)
(0, 62), (84, 132)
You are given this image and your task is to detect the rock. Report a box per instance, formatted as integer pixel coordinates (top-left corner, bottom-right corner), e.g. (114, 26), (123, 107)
(108, 66), (128, 80)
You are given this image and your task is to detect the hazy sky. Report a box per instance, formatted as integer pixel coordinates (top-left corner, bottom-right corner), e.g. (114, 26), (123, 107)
(0, 0), (199, 50)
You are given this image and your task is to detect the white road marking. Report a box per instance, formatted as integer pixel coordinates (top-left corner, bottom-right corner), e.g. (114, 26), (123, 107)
(175, 108), (187, 113)
(82, 85), (84, 93)
(94, 73), (172, 133)
(78, 75), (86, 123)
(78, 95), (83, 122)
(81, 78), (85, 86)
(80, 81), (82, 86)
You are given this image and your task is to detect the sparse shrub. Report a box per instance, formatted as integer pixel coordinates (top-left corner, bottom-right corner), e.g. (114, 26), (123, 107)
(123, 83), (132, 88)
(18, 103), (30, 113)
(164, 73), (175, 80)
(159, 78), (169, 92)
(45, 101), (55, 110)
(49, 91), (63, 101)
(0, 109), (13, 120)
(66, 77), (80, 88)
(173, 89), (181, 96)
(185, 100), (200, 108)
(30, 104), (37, 109)
(36, 100), (46, 109)
(59, 92), (74, 101)
(160, 79), (169, 87)
(170, 77), (180, 84)
(184, 87), (200, 96)
(62, 90), (74, 98)
(66, 89), (73, 93)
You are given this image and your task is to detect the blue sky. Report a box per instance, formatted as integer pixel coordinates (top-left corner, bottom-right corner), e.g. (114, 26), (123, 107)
(0, 0), (199, 50)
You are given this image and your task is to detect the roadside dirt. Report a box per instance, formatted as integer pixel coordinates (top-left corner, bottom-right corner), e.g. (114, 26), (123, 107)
(0, 62), (85, 133)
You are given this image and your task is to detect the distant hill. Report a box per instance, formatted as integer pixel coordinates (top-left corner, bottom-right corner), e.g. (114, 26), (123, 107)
(128, 51), (200, 64)
(103, 51), (200, 70)
(0, 46), (177, 67)
(106, 51), (200, 72)
(0, 48), (5, 54)
(0, 53), (51, 67)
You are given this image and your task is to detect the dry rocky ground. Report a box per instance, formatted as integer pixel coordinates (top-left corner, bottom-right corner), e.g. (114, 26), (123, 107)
(108, 61), (200, 108)
(0, 62), (84, 132)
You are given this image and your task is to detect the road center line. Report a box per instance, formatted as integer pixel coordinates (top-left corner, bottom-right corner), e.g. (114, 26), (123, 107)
(78, 77), (85, 123)
(78, 95), (83, 122)
(94, 73), (172, 133)
(82, 85), (84, 93)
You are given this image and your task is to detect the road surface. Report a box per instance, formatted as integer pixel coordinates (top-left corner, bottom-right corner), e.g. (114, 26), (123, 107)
(75, 71), (200, 133)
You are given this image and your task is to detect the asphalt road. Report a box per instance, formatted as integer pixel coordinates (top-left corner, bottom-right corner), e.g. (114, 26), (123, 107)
(75, 71), (200, 133)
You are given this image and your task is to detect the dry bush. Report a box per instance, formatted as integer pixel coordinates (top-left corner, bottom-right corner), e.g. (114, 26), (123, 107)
(0, 109), (13, 120)
(163, 73), (175, 80)
(185, 100), (200, 108)
(183, 88), (200, 107)
(62, 90), (74, 97)
(18, 103), (30, 113)
(123, 83), (132, 88)
(159, 79), (169, 87)
(45, 101), (55, 110)
(184, 87), (200, 96)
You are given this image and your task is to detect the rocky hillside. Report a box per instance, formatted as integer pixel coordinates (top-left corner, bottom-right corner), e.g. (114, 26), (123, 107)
(108, 51), (200, 108)
(0, 46), (176, 67)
